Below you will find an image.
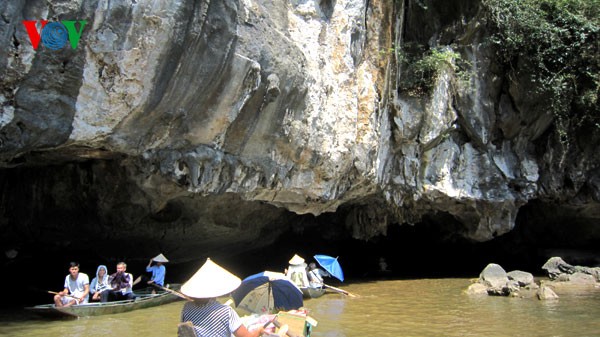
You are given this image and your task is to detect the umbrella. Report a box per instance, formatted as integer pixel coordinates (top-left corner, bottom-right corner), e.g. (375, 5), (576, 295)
(314, 254), (345, 282)
(231, 271), (303, 314)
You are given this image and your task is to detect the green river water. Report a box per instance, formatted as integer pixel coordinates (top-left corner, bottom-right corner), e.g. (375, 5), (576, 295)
(1, 278), (599, 336)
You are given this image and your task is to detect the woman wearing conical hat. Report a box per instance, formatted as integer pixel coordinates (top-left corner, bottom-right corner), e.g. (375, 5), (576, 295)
(285, 254), (309, 288)
(180, 258), (265, 337)
(147, 253), (169, 286)
(133, 253), (169, 289)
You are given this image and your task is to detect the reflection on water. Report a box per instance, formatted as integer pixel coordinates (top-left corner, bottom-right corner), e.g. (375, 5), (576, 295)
(1, 278), (599, 337)
(0, 302), (183, 337)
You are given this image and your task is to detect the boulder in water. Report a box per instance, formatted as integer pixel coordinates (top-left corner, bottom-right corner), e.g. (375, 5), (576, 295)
(537, 285), (559, 300)
(479, 263), (509, 289)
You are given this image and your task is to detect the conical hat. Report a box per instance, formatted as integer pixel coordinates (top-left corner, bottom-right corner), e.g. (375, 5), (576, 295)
(152, 253), (169, 263)
(181, 258), (241, 298)
(288, 254), (305, 265)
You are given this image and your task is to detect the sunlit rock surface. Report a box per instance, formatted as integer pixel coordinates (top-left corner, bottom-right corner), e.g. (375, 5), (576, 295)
(0, 0), (599, 261)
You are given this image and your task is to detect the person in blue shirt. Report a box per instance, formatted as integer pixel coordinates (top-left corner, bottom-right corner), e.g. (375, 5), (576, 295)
(146, 253), (168, 286)
(133, 253), (168, 290)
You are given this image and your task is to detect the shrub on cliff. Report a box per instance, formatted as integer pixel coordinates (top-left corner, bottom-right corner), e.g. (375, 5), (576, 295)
(482, 0), (599, 143)
(397, 44), (468, 97)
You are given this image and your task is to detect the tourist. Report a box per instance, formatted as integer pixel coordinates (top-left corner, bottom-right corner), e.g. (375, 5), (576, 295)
(53, 261), (90, 307)
(307, 262), (329, 288)
(102, 262), (134, 302)
(179, 258), (265, 337)
(89, 264), (110, 301)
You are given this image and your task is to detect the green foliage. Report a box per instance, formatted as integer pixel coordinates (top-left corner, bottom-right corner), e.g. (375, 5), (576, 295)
(482, 0), (600, 143)
(398, 43), (469, 96)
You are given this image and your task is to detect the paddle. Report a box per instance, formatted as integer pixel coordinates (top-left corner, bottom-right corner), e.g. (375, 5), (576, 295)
(323, 283), (358, 297)
(156, 285), (195, 302)
(47, 291), (79, 299)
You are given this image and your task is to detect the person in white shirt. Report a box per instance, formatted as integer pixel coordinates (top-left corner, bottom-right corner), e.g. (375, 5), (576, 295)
(307, 262), (330, 288)
(53, 261), (90, 307)
(285, 254), (310, 288)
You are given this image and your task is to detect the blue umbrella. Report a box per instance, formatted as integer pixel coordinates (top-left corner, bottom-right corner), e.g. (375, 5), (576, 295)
(231, 271), (303, 314)
(314, 255), (344, 282)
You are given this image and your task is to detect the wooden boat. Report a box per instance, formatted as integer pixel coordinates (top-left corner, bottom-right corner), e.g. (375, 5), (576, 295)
(301, 286), (326, 299)
(26, 284), (182, 318)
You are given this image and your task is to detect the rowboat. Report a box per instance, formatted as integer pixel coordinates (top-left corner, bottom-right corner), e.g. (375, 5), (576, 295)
(301, 286), (326, 299)
(26, 284), (182, 318)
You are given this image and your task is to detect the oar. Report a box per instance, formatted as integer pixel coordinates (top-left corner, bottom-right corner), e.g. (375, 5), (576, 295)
(47, 291), (79, 299)
(156, 285), (195, 302)
(323, 283), (358, 297)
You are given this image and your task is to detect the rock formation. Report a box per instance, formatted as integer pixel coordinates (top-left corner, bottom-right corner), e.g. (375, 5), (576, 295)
(466, 263), (537, 297)
(0, 1), (599, 262)
(542, 257), (600, 283)
(466, 258), (599, 299)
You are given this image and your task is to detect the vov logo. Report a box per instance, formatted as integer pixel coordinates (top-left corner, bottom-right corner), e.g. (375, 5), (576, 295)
(22, 20), (87, 50)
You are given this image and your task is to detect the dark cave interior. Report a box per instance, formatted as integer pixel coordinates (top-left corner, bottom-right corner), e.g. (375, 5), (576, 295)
(2, 202), (598, 310)
(0, 161), (599, 309)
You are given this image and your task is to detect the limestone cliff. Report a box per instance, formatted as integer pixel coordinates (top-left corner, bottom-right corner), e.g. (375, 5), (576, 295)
(0, 0), (598, 262)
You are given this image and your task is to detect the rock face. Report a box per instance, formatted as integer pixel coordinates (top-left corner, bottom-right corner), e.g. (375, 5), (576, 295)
(0, 1), (599, 260)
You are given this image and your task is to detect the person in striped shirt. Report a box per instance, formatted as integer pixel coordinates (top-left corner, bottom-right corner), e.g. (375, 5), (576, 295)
(180, 258), (265, 337)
